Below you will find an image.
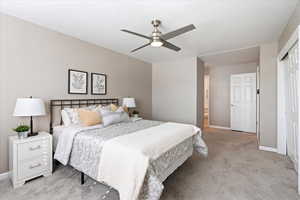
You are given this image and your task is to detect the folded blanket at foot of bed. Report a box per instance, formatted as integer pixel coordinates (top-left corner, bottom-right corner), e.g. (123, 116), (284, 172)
(97, 122), (200, 200)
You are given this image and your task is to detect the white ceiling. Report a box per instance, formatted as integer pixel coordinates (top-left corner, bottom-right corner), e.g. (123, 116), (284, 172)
(201, 46), (260, 66)
(0, 0), (298, 63)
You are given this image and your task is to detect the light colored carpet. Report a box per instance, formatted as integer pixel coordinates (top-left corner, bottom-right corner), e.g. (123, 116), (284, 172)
(1, 128), (299, 200)
(161, 128), (299, 200)
(0, 166), (118, 200)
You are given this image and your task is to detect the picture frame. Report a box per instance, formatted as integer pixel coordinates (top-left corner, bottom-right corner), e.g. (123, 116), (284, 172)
(91, 73), (107, 95)
(68, 69), (88, 94)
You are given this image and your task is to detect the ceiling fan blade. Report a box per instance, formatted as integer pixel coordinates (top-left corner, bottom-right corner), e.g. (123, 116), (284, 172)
(162, 40), (181, 51)
(161, 24), (196, 40)
(121, 29), (151, 40)
(131, 43), (151, 52)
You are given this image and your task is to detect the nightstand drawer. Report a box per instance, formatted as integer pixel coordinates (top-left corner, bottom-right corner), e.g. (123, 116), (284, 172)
(18, 139), (49, 161)
(18, 157), (48, 180)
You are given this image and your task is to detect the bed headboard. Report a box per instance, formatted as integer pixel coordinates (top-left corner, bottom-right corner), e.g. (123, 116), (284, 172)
(49, 98), (119, 134)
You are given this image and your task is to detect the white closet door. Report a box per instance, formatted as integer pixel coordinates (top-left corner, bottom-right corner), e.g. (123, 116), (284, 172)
(285, 42), (299, 171)
(231, 73), (256, 132)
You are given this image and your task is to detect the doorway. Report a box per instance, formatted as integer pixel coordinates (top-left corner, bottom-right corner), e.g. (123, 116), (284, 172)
(230, 73), (256, 133)
(204, 75), (209, 128)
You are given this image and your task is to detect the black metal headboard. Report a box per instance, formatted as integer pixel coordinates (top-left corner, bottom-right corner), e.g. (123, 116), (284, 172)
(49, 98), (119, 134)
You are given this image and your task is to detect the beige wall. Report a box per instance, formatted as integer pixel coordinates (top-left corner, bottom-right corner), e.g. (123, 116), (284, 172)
(259, 42), (278, 148)
(0, 13), (5, 175)
(152, 57), (204, 126)
(0, 14), (152, 173)
(208, 62), (257, 127)
(279, 2), (300, 51)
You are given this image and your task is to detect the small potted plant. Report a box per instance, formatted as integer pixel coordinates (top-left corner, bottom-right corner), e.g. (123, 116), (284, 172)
(13, 125), (30, 139)
(132, 110), (139, 118)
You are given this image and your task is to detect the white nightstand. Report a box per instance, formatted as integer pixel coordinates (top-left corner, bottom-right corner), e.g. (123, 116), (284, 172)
(9, 132), (52, 188)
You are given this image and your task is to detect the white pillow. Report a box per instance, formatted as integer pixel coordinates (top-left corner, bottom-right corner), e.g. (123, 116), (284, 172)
(120, 112), (130, 122)
(61, 110), (72, 126)
(117, 107), (130, 121)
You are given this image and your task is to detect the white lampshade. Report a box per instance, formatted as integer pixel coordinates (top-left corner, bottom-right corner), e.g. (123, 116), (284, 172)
(13, 98), (46, 116)
(122, 97), (136, 108)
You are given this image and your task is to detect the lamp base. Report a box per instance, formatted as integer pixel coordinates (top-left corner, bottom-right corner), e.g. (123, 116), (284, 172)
(29, 116), (38, 137)
(28, 132), (39, 137)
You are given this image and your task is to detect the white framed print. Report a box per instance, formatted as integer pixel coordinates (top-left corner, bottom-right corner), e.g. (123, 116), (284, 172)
(91, 73), (107, 95)
(68, 69), (88, 94)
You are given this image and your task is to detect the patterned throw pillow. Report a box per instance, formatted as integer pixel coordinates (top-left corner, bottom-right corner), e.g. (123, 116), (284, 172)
(62, 105), (99, 125)
(123, 106), (129, 113)
(110, 104), (129, 113)
(110, 104), (118, 112)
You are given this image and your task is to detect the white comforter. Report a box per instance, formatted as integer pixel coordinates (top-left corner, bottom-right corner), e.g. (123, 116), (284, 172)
(97, 122), (200, 200)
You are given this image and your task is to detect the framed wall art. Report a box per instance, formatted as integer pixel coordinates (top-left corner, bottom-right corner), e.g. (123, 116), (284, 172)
(68, 69), (88, 94)
(91, 73), (107, 95)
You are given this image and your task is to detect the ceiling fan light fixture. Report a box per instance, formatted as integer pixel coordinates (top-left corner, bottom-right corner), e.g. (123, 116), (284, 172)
(121, 19), (195, 52)
(151, 39), (163, 47)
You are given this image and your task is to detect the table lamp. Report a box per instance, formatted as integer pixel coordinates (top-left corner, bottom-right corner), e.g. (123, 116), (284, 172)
(122, 97), (136, 116)
(13, 97), (46, 136)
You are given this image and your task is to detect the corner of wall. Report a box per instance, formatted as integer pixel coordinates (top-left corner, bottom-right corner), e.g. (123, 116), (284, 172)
(259, 41), (278, 148)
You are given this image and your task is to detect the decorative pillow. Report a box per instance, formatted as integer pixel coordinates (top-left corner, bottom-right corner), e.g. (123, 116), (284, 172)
(100, 108), (130, 127)
(63, 105), (99, 125)
(78, 109), (102, 126)
(115, 106), (124, 113)
(123, 106), (129, 113)
(110, 104), (119, 112)
(115, 106), (130, 121)
(63, 108), (80, 125)
(97, 105), (110, 114)
(120, 112), (130, 122)
(110, 104), (129, 113)
(101, 112), (121, 127)
(61, 110), (72, 126)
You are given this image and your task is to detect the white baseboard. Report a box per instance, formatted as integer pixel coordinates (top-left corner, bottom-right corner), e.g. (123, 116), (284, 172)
(209, 125), (231, 130)
(259, 146), (278, 153)
(0, 171), (10, 181)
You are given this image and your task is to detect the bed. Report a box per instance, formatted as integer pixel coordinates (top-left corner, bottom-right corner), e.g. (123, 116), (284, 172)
(50, 98), (207, 200)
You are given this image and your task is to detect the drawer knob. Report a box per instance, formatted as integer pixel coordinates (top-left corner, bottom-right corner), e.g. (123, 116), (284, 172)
(29, 163), (41, 169)
(29, 145), (41, 151)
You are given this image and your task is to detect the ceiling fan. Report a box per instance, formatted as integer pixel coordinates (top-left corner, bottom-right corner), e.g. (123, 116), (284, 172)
(121, 19), (196, 53)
